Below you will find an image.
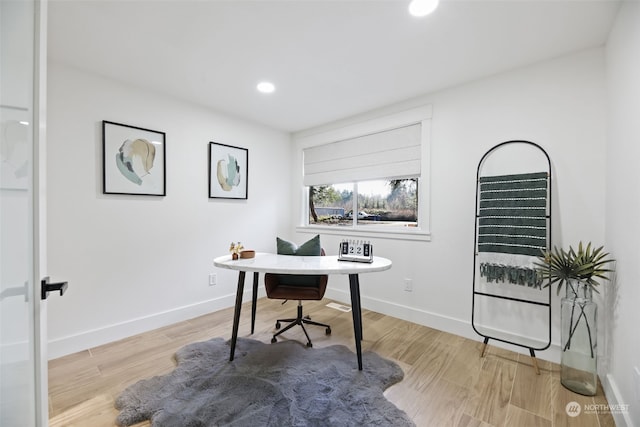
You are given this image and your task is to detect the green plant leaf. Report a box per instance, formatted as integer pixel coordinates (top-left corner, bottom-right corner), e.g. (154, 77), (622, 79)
(535, 242), (615, 294)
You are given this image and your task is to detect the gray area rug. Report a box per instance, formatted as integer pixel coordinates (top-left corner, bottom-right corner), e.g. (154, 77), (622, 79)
(115, 337), (414, 426)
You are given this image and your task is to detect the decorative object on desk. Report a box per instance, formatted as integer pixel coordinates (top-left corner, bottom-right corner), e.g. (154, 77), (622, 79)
(102, 121), (166, 196)
(115, 337), (414, 427)
(239, 249), (255, 259)
(338, 239), (373, 263)
(229, 242), (244, 260)
(208, 142), (248, 199)
(535, 242), (615, 395)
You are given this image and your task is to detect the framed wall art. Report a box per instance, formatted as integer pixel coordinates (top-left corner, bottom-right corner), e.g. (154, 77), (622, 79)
(208, 142), (248, 199)
(103, 120), (166, 196)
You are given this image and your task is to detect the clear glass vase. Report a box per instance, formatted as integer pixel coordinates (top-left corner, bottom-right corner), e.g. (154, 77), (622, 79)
(560, 280), (597, 395)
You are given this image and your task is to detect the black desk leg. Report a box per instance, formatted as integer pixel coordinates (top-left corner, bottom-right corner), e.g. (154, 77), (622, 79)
(251, 272), (259, 334)
(229, 271), (246, 361)
(355, 276), (363, 339)
(349, 274), (363, 340)
(349, 274), (363, 370)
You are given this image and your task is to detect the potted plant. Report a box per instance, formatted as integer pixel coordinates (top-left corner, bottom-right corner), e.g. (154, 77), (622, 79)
(535, 242), (615, 395)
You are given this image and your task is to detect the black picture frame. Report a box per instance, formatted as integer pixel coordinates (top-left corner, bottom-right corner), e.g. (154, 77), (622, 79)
(208, 142), (248, 199)
(102, 121), (166, 196)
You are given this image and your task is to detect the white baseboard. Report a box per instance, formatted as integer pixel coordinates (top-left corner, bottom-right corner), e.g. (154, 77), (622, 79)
(602, 374), (635, 427)
(48, 288), (266, 360)
(324, 287), (561, 363)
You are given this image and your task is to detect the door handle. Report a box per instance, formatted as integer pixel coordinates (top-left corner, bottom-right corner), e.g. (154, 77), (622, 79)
(41, 276), (68, 300)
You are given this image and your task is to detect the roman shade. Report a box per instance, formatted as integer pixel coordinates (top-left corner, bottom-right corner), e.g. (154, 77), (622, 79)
(303, 123), (422, 187)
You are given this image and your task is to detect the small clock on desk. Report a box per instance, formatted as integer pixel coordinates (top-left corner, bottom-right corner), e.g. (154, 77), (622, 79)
(338, 239), (374, 263)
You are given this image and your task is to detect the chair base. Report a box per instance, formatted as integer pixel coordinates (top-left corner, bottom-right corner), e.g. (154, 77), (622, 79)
(271, 302), (331, 347)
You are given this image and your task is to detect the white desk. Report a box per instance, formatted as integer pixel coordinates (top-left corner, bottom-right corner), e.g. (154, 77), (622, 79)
(213, 252), (392, 370)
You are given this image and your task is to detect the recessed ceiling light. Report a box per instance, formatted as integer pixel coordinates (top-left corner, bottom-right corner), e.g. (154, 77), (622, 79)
(257, 81), (276, 94)
(408, 0), (439, 17)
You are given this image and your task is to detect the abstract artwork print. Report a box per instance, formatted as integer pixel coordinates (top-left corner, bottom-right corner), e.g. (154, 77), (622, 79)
(116, 138), (156, 186)
(208, 142), (248, 199)
(103, 121), (166, 196)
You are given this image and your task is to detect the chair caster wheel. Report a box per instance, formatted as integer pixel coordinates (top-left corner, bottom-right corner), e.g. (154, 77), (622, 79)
(271, 337), (277, 343)
(275, 322), (281, 329)
(326, 327), (331, 335)
(304, 315), (311, 320)
(306, 342), (313, 348)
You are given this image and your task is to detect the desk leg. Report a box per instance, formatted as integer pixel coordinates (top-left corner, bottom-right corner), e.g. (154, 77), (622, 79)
(355, 277), (363, 339)
(349, 274), (363, 370)
(251, 272), (259, 334)
(230, 271), (246, 361)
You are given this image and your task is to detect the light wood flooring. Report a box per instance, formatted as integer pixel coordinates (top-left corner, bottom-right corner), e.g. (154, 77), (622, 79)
(49, 298), (615, 427)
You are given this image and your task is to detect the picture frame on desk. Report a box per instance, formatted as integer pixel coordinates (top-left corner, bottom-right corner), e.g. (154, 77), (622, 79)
(208, 142), (248, 199)
(102, 120), (166, 196)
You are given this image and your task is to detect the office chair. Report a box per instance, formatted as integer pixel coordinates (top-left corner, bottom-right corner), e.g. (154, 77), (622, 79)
(264, 249), (331, 347)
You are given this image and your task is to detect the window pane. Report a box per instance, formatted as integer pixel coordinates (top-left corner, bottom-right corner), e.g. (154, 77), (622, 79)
(309, 178), (418, 228)
(309, 183), (353, 226)
(356, 179), (418, 227)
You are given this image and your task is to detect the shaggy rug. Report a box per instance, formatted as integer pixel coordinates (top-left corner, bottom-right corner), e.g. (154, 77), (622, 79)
(115, 337), (414, 426)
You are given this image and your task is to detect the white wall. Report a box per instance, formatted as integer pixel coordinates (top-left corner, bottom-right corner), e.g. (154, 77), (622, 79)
(46, 62), (291, 358)
(605, 2), (640, 426)
(293, 49), (608, 363)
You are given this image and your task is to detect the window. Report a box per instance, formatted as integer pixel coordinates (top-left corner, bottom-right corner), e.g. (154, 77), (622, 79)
(309, 179), (418, 229)
(296, 105), (431, 239)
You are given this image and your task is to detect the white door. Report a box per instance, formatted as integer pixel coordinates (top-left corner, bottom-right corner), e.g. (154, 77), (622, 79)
(1, 0), (50, 425)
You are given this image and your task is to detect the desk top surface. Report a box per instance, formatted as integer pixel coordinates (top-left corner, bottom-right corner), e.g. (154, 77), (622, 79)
(213, 252), (392, 275)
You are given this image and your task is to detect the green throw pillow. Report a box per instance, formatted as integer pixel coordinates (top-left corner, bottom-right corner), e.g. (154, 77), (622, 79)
(275, 235), (322, 286)
(276, 235), (321, 256)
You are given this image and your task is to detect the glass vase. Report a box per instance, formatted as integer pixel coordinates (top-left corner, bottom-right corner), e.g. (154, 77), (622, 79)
(560, 280), (597, 395)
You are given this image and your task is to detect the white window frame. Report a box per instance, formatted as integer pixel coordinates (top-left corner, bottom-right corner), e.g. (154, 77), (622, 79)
(294, 105), (432, 241)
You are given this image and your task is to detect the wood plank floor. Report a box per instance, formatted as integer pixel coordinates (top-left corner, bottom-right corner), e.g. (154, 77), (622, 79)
(48, 298), (615, 427)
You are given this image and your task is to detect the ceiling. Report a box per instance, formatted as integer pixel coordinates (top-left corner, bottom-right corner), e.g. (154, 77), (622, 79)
(48, 0), (621, 133)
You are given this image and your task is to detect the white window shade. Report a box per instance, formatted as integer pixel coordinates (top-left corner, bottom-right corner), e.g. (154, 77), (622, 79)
(303, 123), (422, 187)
